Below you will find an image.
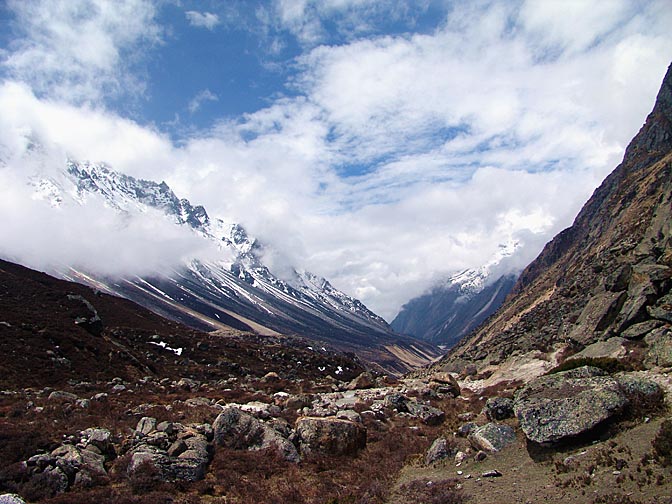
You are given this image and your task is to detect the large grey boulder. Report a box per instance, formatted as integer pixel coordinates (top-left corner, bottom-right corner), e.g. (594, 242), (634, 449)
(468, 423), (516, 452)
(513, 366), (628, 444)
(213, 406), (299, 462)
(294, 416), (366, 457)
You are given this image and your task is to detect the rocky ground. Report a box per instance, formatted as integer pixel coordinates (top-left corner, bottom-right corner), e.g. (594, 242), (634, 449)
(0, 357), (670, 503)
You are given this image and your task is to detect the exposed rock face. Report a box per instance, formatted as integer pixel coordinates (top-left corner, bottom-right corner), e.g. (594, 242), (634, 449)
(440, 63), (672, 374)
(513, 367), (629, 444)
(294, 417), (366, 457)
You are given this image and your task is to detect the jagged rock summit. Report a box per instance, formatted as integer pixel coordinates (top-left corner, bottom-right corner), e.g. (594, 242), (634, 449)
(439, 62), (672, 377)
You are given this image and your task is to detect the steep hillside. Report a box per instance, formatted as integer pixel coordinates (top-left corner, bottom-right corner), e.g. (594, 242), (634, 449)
(439, 62), (672, 374)
(392, 273), (517, 348)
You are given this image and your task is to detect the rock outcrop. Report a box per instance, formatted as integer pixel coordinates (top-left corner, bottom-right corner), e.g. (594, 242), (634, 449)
(294, 417), (367, 457)
(438, 63), (672, 377)
(513, 366), (662, 444)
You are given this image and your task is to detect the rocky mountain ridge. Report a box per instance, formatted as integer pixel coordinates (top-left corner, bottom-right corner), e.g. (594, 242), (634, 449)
(27, 160), (437, 374)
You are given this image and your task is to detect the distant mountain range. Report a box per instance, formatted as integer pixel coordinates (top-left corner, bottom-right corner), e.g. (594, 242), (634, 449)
(24, 160), (437, 374)
(391, 241), (519, 347)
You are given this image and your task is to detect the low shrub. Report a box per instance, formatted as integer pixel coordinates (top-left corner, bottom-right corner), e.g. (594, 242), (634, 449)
(652, 419), (672, 467)
(396, 478), (465, 504)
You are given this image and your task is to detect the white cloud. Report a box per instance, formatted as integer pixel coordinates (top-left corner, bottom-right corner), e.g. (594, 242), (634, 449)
(1, 0), (672, 323)
(185, 10), (220, 30)
(2, 0), (161, 104)
(188, 89), (219, 114)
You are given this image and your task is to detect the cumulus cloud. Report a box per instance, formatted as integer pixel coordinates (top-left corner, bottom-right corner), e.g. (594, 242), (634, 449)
(1, 0), (161, 104)
(1, 0), (672, 322)
(185, 10), (220, 30)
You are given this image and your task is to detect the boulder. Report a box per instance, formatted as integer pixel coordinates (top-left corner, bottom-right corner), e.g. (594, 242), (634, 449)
(644, 327), (672, 367)
(213, 406), (299, 462)
(48, 390), (79, 402)
(468, 423), (516, 452)
(428, 372), (461, 397)
(295, 416), (366, 457)
(405, 401), (445, 425)
(513, 366), (628, 444)
(425, 437), (453, 465)
(621, 320), (663, 339)
(568, 337), (628, 360)
(614, 373), (664, 407)
(648, 293), (672, 323)
(483, 397), (514, 421)
(136, 417), (157, 436)
(346, 372), (375, 390)
(384, 392), (409, 412)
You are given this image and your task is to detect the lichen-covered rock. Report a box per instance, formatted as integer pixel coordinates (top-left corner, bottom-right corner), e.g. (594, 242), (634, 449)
(468, 423), (516, 452)
(405, 401), (445, 425)
(136, 417), (157, 436)
(213, 406), (299, 462)
(644, 327), (672, 367)
(614, 373), (664, 407)
(483, 397), (514, 421)
(346, 372), (375, 390)
(425, 437), (453, 465)
(513, 366), (628, 444)
(295, 416), (366, 457)
(428, 372), (461, 397)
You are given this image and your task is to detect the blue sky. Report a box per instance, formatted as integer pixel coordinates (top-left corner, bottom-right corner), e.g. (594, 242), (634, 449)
(1, 0), (672, 320)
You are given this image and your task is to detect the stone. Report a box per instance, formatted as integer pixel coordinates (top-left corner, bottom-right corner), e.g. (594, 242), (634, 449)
(468, 423), (516, 452)
(621, 320), (663, 339)
(285, 394), (314, 411)
(157, 421), (176, 435)
(213, 406), (299, 462)
(336, 410), (362, 423)
(483, 397), (514, 421)
(346, 372), (375, 390)
(136, 416), (157, 435)
(0, 494), (27, 504)
(48, 390), (78, 402)
(81, 427), (111, 451)
(454, 451), (468, 465)
(295, 416), (366, 457)
(262, 371), (281, 382)
(457, 422), (479, 438)
(482, 469), (502, 478)
(648, 293), (672, 323)
(568, 291), (627, 344)
(167, 440), (188, 458)
(568, 337), (628, 360)
(474, 450), (487, 462)
(425, 437), (453, 465)
(405, 401), (445, 425)
(644, 327), (672, 367)
(429, 372), (461, 397)
(513, 366), (628, 444)
(176, 378), (200, 391)
(384, 392), (409, 412)
(614, 373), (664, 407)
